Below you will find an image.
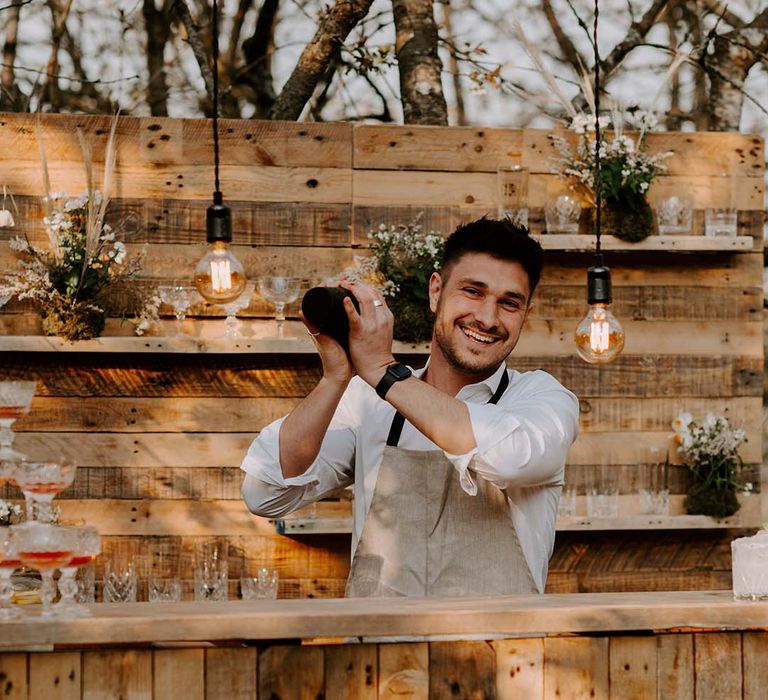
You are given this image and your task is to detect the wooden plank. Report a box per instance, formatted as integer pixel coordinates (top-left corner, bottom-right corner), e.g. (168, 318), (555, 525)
(28, 652), (81, 700)
(0, 113), (353, 168)
(258, 646), (324, 700)
(82, 649), (152, 700)
(543, 637), (609, 700)
(428, 640), (495, 699)
(153, 649), (204, 700)
(493, 638), (544, 697)
(657, 635), (694, 700)
(0, 653), (28, 700)
(608, 636), (656, 700)
(693, 632), (742, 700)
(324, 644), (377, 700)
(205, 648), (257, 700)
(742, 631), (768, 700)
(535, 233), (754, 252)
(379, 643), (429, 700)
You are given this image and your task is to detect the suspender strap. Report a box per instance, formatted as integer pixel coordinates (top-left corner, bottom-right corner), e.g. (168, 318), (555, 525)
(386, 368), (510, 447)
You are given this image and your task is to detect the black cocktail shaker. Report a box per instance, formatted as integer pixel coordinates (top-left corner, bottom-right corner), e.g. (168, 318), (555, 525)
(300, 286), (360, 350)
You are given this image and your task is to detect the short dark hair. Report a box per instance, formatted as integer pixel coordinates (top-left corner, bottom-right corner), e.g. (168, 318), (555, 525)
(441, 217), (544, 297)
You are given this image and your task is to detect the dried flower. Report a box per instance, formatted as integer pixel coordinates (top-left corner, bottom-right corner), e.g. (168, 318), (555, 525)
(0, 499), (22, 526)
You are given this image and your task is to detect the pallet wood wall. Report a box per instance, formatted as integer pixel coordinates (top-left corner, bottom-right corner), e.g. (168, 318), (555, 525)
(0, 112), (764, 597)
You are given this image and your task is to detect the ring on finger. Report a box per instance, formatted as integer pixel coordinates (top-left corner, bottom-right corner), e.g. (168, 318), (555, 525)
(373, 299), (383, 307)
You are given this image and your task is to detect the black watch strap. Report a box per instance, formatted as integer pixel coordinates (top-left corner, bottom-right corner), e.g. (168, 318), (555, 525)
(375, 363), (412, 400)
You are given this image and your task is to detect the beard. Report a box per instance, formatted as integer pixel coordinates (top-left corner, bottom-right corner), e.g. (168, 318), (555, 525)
(432, 316), (511, 378)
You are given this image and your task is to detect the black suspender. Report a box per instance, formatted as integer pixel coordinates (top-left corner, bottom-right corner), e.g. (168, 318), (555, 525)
(385, 369), (510, 447)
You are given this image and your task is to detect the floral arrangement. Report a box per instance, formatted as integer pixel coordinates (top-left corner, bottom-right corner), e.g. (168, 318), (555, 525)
(0, 119), (160, 341)
(347, 217), (444, 342)
(672, 411), (747, 518)
(0, 499), (21, 527)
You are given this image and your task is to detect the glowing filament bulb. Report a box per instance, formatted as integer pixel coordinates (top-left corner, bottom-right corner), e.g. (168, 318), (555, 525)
(574, 266), (625, 364)
(211, 257), (232, 292)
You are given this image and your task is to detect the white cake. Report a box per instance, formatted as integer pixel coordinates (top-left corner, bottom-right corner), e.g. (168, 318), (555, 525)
(731, 530), (768, 600)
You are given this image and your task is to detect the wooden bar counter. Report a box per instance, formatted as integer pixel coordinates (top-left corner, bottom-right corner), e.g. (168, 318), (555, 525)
(1, 591), (766, 698)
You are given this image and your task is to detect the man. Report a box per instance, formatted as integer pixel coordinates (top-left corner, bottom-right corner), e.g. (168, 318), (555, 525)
(241, 217), (579, 597)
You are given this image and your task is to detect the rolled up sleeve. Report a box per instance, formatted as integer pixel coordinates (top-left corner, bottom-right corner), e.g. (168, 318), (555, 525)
(445, 386), (579, 494)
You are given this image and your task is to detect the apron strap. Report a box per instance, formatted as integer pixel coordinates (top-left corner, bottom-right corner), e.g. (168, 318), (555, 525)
(386, 368), (510, 447)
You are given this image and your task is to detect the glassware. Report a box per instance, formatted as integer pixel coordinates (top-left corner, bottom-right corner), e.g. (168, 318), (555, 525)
(241, 567), (279, 600)
(0, 381), (36, 463)
(544, 195), (581, 234)
(586, 463), (619, 518)
(639, 446), (670, 515)
(53, 526), (100, 616)
(148, 540), (182, 603)
(654, 196), (693, 235)
(704, 208), (737, 237)
(257, 276), (301, 338)
(0, 529), (22, 619)
(557, 486), (577, 518)
(10, 523), (78, 617)
(194, 538), (228, 601)
(14, 460), (76, 523)
(158, 284), (198, 336)
(497, 165), (529, 228)
(103, 544), (138, 603)
(220, 281), (255, 339)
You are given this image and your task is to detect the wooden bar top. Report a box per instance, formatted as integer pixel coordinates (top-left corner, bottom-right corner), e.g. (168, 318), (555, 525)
(1, 591), (765, 650)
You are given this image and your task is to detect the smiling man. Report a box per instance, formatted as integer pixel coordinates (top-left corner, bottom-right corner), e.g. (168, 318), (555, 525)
(241, 217), (579, 597)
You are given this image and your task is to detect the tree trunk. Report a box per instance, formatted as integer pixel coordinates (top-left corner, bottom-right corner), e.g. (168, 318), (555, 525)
(1, 1), (23, 110)
(241, 0), (279, 118)
(143, 0), (173, 117)
(172, 0), (214, 108)
(270, 0), (373, 121)
(42, 0), (74, 110)
(392, 0), (447, 125)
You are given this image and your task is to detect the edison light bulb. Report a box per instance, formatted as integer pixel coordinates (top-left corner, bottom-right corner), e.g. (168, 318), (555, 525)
(574, 265), (625, 364)
(194, 194), (247, 304)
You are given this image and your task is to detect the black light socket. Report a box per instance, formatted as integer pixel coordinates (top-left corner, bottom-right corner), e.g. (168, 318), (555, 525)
(587, 265), (613, 305)
(206, 191), (232, 243)
(301, 286), (360, 351)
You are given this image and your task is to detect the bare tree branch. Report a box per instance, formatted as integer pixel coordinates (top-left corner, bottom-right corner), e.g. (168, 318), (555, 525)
(41, 0), (74, 109)
(143, 0), (174, 116)
(270, 0), (374, 120)
(172, 0), (214, 104)
(542, 0), (585, 74)
(240, 0), (279, 118)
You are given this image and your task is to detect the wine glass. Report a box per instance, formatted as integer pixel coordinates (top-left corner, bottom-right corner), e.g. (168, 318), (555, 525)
(0, 529), (22, 619)
(220, 281), (255, 339)
(0, 381), (36, 462)
(10, 523), (78, 617)
(14, 460), (76, 523)
(53, 525), (100, 616)
(158, 284), (198, 336)
(257, 276), (301, 338)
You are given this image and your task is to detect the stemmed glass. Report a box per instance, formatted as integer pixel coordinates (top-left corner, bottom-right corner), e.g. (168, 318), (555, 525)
(257, 276), (301, 338)
(0, 529), (22, 619)
(221, 281), (255, 339)
(54, 526), (100, 616)
(158, 284), (198, 336)
(0, 381), (36, 462)
(10, 523), (78, 617)
(14, 460), (76, 523)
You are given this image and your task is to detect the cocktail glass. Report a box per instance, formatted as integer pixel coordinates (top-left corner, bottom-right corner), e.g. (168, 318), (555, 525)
(14, 460), (76, 523)
(10, 523), (77, 617)
(158, 284), (198, 336)
(221, 281), (255, 338)
(53, 526), (100, 616)
(258, 276), (301, 338)
(0, 529), (22, 619)
(0, 381), (36, 462)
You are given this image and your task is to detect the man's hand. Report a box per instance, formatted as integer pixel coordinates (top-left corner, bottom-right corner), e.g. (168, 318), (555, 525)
(301, 311), (353, 386)
(339, 279), (396, 387)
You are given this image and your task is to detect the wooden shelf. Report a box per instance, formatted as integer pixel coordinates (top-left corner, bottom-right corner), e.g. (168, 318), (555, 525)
(534, 234), (755, 252)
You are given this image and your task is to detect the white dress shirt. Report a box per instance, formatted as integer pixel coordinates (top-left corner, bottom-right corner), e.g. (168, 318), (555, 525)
(241, 362), (579, 593)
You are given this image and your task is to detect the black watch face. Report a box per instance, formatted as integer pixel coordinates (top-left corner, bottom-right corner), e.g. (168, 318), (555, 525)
(389, 363), (411, 380)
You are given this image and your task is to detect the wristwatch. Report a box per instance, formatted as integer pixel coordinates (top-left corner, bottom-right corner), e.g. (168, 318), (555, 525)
(375, 362), (412, 400)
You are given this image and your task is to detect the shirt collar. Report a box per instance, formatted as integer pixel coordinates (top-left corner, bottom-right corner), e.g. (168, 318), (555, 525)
(412, 360), (508, 402)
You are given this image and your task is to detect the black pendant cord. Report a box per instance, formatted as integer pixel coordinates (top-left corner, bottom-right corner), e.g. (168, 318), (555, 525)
(593, 0), (602, 267)
(212, 0), (222, 203)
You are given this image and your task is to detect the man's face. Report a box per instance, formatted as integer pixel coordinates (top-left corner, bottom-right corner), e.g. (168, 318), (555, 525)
(429, 252), (533, 377)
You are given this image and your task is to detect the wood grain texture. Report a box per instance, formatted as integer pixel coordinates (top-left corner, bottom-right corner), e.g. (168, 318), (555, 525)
(28, 652), (81, 700)
(656, 635), (694, 700)
(543, 637), (609, 700)
(379, 643), (429, 700)
(429, 640), (496, 700)
(153, 649), (204, 700)
(493, 638), (544, 697)
(258, 645), (324, 700)
(204, 648), (257, 700)
(82, 649), (152, 700)
(0, 653), (28, 700)
(693, 633), (742, 700)
(609, 636), (656, 700)
(324, 644), (377, 700)
(742, 632), (768, 700)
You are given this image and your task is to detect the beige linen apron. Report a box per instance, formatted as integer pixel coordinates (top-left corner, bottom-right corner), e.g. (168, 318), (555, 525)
(346, 371), (538, 598)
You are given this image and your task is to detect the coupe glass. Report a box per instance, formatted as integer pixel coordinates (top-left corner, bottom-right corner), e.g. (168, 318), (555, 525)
(158, 284), (198, 336)
(14, 460), (76, 523)
(0, 381), (36, 462)
(10, 523), (78, 617)
(258, 276), (301, 337)
(54, 526), (101, 616)
(0, 529), (22, 619)
(220, 281), (255, 339)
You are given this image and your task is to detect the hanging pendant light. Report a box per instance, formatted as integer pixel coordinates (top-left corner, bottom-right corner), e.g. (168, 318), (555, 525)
(573, 0), (625, 364)
(194, 0), (247, 304)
